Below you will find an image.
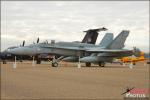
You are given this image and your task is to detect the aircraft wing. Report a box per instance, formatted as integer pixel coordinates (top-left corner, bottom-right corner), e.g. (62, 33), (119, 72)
(86, 48), (133, 53)
(42, 46), (133, 53)
(42, 46), (85, 51)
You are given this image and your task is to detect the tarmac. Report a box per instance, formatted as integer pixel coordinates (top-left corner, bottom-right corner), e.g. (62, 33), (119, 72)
(1, 61), (149, 99)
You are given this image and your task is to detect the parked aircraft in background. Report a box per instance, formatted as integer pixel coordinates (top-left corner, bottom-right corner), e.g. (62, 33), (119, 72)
(79, 30), (138, 67)
(120, 50), (148, 65)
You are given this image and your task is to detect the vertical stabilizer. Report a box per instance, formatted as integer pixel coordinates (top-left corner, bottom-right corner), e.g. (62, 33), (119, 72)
(99, 33), (113, 48)
(106, 30), (129, 49)
(82, 27), (107, 44)
(82, 30), (99, 44)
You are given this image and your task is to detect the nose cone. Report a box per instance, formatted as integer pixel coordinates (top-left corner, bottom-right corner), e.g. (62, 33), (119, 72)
(7, 47), (36, 56)
(7, 47), (24, 55)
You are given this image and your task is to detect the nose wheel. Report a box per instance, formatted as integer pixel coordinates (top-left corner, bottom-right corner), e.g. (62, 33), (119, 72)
(51, 56), (59, 67)
(52, 62), (58, 67)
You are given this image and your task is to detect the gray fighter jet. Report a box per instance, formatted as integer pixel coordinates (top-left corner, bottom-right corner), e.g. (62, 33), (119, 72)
(6, 27), (107, 65)
(8, 30), (138, 67)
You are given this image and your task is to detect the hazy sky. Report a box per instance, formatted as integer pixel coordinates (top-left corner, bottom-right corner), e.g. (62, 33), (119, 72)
(1, 1), (149, 52)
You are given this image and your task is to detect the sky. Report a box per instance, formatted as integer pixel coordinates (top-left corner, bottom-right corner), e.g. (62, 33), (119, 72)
(1, 1), (149, 52)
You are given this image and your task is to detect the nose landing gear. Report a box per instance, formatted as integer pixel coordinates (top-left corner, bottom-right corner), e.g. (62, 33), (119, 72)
(52, 62), (58, 67)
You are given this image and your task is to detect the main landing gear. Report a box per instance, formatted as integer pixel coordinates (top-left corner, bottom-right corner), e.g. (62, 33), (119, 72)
(3, 60), (7, 64)
(85, 62), (91, 67)
(98, 62), (105, 67)
(36, 59), (41, 64)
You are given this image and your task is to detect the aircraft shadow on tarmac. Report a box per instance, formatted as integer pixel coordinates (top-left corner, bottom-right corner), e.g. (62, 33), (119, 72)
(80, 66), (128, 68)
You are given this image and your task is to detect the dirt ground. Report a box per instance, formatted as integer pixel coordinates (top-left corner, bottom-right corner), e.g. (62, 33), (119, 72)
(1, 61), (149, 99)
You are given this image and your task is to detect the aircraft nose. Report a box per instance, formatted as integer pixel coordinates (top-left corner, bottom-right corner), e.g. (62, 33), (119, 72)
(7, 47), (38, 56)
(7, 47), (23, 55)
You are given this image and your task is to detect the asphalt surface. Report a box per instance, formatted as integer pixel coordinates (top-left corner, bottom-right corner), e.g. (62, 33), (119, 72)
(1, 62), (149, 99)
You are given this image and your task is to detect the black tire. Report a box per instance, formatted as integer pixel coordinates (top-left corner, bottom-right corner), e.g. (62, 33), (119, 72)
(36, 59), (41, 64)
(85, 62), (91, 67)
(98, 62), (101, 66)
(3, 61), (7, 64)
(99, 62), (105, 67)
(52, 62), (58, 67)
(101, 65), (105, 67)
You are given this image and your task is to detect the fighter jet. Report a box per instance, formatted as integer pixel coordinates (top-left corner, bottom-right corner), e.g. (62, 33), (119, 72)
(8, 30), (138, 67)
(6, 27), (107, 65)
(61, 30), (134, 67)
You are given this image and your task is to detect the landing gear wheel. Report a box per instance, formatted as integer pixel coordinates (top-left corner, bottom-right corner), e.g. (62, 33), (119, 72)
(99, 62), (105, 67)
(98, 63), (101, 67)
(36, 59), (41, 64)
(3, 61), (7, 64)
(86, 62), (91, 67)
(52, 62), (58, 67)
(101, 63), (105, 67)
